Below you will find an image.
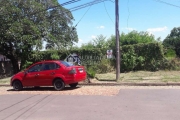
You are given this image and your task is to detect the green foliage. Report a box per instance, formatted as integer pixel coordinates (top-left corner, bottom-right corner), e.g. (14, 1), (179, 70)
(80, 34), (110, 50)
(0, 0), (78, 73)
(120, 43), (165, 72)
(121, 46), (137, 72)
(22, 61), (33, 70)
(86, 66), (96, 78)
(120, 31), (157, 45)
(85, 59), (114, 77)
(107, 30), (159, 50)
(95, 59), (114, 73)
(163, 27), (180, 57)
(164, 49), (176, 58)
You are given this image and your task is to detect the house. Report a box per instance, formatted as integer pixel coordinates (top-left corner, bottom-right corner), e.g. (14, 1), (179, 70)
(64, 53), (81, 65)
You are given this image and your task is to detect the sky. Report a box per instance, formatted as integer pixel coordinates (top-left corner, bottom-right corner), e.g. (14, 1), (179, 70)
(58, 0), (180, 47)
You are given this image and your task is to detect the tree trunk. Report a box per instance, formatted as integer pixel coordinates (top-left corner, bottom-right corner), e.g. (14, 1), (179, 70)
(10, 57), (20, 74)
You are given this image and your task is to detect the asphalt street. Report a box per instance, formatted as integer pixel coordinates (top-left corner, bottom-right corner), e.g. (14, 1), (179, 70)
(0, 89), (180, 120)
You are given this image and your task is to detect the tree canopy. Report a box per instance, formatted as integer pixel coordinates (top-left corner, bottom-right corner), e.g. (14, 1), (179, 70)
(0, 0), (78, 73)
(163, 27), (180, 57)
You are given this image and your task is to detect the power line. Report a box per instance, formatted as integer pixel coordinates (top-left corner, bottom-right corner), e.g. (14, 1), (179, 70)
(103, 1), (114, 24)
(74, 6), (92, 27)
(69, 0), (110, 12)
(61, 0), (81, 6)
(29, 0), (81, 15)
(153, 0), (180, 8)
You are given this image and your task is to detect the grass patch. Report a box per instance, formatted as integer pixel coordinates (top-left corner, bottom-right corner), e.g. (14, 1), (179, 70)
(0, 77), (11, 84)
(96, 70), (180, 83)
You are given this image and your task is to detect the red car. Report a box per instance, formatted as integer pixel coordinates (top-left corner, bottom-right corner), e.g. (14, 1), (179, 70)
(10, 60), (87, 91)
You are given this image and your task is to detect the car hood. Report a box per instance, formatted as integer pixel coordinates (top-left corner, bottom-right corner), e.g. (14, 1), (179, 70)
(14, 71), (25, 77)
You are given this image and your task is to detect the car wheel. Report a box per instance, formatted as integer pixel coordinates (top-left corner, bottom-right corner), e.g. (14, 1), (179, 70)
(53, 79), (65, 91)
(13, 80), (23, 91)
(69, 83), (78, 88)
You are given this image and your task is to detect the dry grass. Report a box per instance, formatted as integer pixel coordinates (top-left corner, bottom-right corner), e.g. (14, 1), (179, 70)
(95, 70), (180, 83)
(0, 77), (11, 84)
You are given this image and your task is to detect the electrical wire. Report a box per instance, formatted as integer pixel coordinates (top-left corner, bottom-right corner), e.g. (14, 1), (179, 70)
(74, 6), (92, 27)
(61, 0), (81, 6)
(103, 1), (114, 24)
(29, 0), (81, 15)
(69, 0), (109, 12)
(153, 0), (180, 8)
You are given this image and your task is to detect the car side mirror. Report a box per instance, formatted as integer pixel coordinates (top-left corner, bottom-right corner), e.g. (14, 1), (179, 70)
(24, 70), (28, 74)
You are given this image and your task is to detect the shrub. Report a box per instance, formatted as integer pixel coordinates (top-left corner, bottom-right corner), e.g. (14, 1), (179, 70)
(86, 66), (96, 78)
(95, 59), (114, 73)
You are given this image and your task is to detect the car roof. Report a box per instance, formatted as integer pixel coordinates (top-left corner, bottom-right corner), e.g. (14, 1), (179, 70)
(35, 60), (61, 64)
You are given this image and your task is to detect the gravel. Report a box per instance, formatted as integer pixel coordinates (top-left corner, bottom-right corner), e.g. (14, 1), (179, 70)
(1, 86), (180, 96)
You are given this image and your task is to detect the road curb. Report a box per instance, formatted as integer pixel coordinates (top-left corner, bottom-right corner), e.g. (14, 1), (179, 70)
(1, 82), (180, 87)
(78, 82), (180, 86)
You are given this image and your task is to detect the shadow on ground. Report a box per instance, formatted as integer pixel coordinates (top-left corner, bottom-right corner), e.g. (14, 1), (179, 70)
(7, 86), (80, 92)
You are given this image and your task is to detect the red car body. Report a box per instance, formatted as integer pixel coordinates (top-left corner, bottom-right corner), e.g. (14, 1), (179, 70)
(10, 60), (87, 90)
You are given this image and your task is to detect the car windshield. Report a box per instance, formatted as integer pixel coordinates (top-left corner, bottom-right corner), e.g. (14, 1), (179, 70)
(60, 61), (73, 67)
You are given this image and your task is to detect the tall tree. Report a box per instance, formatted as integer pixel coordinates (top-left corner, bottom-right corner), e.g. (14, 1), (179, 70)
(163, 27), (180, 57)
(80, 34), (109, 49)
(0, 0), (78, 73)
(107, 30), (159, 49)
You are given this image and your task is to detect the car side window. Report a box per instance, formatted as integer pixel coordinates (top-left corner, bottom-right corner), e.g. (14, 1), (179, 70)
(42, 63), (60, 71)
(55, 63), (60, 69)
(28, 64), (42, 73)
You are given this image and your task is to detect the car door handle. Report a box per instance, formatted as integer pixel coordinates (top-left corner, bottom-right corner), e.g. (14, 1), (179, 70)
(35, 74), (39, 77)
(51, 72), (55, 75)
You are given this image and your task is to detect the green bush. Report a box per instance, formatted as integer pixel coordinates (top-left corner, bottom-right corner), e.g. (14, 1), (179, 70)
(164, 48), (176, 58)
(86, 66), (96, 78)
(22, 61), (33, 70)
(121, 46), (137, 72)
(95, 59), (114, 73)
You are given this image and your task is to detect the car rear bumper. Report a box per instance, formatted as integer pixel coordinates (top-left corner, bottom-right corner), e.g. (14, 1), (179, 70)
(65, 73), (87, 84)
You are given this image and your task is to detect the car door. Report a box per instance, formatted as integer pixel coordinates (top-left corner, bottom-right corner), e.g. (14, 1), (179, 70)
(37, 62), (58, 86)
(22, 63), (43, 86)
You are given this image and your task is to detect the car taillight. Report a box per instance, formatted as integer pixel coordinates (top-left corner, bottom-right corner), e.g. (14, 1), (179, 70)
(69, 68), (77, 74)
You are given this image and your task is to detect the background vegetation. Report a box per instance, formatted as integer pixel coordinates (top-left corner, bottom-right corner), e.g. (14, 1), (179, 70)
(0, 1), (180, 79)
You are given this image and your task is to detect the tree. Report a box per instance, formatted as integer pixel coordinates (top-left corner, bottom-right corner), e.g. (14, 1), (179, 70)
(163, 27), (180, 57)
(0, 0), (78, 73)
(80, 34), (109, 49)
(107, 30), (159, 50)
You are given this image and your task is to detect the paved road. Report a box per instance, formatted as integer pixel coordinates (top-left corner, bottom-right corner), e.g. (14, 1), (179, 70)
(0, 88), (180, 120)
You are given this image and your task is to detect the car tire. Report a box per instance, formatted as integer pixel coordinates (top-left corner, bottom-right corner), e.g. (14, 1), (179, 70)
(13, 80), (23, 91)
(69, 83), (78, 88)
(53, 79), (65, 91)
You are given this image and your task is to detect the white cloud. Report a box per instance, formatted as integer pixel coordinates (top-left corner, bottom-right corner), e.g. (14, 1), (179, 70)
(91, 35), (96, 39)
(79, 39), (83, 42)
(147, 26), (168, 33)
(97, 26), (105, 29)
(125, 27), (135, 31)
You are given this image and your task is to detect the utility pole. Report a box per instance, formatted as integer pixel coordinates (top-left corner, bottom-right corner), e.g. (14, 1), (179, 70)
(115, 0), (120, 81)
